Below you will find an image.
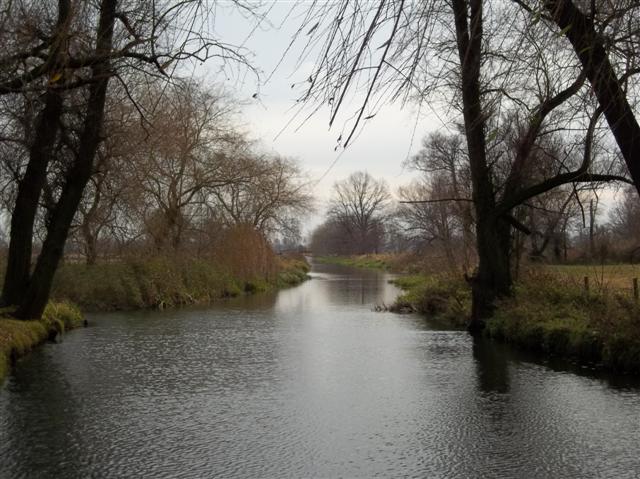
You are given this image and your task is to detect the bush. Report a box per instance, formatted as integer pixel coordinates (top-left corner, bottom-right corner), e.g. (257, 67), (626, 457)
(276, 255), (311, 286)
(391, 274), (470, 327)
(51, 248), (310, 312)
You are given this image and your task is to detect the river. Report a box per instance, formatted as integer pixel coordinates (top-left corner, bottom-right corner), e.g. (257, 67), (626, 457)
(1, 261), (640, 478)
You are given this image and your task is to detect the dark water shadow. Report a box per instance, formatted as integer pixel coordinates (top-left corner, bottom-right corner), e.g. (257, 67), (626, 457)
(473, 337), (510, 394)
(465, 331), (640, 391)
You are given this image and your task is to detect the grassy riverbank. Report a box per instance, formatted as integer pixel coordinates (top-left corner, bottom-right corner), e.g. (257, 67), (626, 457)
(391, 274), (471, 328)
(51, 254), (310, 312)
(315, 254), (421, 273)
(322, 255), (640, 373)
(391, 269), (640, 374)
(0, 302), (84, 383)
(0, 255), (309, 385)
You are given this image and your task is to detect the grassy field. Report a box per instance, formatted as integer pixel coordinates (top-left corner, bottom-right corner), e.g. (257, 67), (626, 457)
(488, 268), (640, 373)
(538, 264), (640, 294)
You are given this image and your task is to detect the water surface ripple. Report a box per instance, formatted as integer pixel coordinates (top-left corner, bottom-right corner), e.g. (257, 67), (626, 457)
(1, 262), (639, 478)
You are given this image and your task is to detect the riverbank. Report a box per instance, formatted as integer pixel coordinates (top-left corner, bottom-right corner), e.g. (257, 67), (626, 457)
(0, 302), (84, 383)
(0, 255), (309, 385)
(315, 253), (421, 273)
(5, 258), (639, 478)
(392, 271), (640, 374)
(321, 255), (640, 374)
(51, 254), (310, 312)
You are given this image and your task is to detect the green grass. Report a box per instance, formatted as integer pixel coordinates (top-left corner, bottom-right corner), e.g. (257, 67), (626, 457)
(391, 274), (470, 328)
(315, 254), (390, 270)
(486, 271), (640, 373)
(392, 267), (640, 373)
(0, 302), (83, 384)
(277, 257), (311, 286)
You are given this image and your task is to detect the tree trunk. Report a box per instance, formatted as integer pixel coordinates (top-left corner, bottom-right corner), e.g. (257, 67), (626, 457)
(589, 198), (595, 260)
(82, 223), (98, 266)
(545, 0), (640, 197)
(15, 0), (116, 319)
(471, 216), (512, 330)
(439, 209), (457, 271)
(1, 0), (72, 307)
(452, 0), (511, 333)
(552, 233), (562, 262)
(1, 90), (63, 306)
(17, 170), (97, 319)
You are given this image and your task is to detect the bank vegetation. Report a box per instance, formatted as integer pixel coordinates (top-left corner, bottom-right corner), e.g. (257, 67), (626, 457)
(0, 1), (315, 382)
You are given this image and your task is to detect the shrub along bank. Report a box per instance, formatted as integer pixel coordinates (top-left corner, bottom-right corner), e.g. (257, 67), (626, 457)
(0, 254), (309, 385)
(51, 254), (310, 312)
(391, 274), (471, 328)
(487, 272), (640, 373)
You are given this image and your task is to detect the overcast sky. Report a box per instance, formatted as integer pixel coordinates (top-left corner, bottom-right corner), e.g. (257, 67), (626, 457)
(190, 1), (441, 235)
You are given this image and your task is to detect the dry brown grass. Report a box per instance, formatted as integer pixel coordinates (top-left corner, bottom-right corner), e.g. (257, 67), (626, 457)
(533, 264), (640, 296)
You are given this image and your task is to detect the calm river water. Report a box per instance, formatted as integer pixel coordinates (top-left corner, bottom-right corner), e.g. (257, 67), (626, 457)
(1, 261), (640, 478)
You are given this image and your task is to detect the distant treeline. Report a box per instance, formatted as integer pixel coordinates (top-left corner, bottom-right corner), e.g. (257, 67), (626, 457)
(311, 155), (640, 273)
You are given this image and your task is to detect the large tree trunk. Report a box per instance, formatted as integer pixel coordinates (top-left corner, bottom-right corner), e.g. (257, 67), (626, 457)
(17, 163), (99, 319)
(1, 0), (72, 307)
(545, 0), (640, 197)
(471, 216), (511, 327)
(1, 90), (63, 306)
(15, 0), (116, 319)
(452, 0), (511, 333)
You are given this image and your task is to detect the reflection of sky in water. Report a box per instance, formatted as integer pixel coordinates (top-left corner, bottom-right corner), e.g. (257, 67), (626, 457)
(1, 261), (640, 478)
(275, 262), (401, 314)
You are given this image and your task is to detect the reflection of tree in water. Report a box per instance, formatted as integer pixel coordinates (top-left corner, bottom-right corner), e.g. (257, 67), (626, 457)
(311, 262), (391, 307)
(494, 339), (640, 392)
(473, 337), (510, 394)
(353, 271), (383, 305)
(1, 348), (85, 477)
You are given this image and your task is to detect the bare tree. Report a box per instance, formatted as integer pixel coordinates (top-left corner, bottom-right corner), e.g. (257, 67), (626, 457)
(124, 81), (249, 251)
(293, 0), (633, 331)
(209, 153), (313, 236)
(397, 178), (464, 270)
(71, 96), (141, 264)
(328, 171), (390, 254)
(0, 0), (263, 318)
(310, 219), (352, 256)
(517, 1), (640, 195)
(609, 186), (640, 259)
(401, 132), (474, 270)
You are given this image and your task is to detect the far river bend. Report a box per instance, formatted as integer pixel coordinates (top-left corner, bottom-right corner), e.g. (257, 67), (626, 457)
(2, 260), (640, 478)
